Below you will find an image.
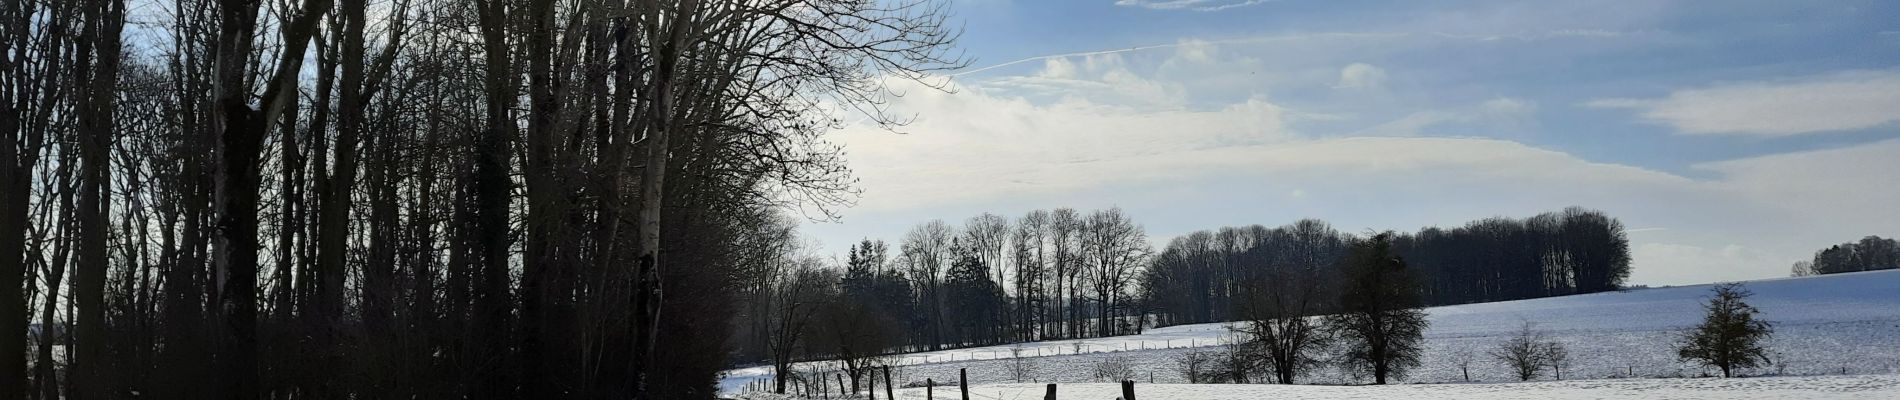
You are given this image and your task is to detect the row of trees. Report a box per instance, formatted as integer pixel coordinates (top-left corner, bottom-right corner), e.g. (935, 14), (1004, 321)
(739, 206), (1630, 387)
(1, 0), (962, 398)
(733, 207), (1156, 393)
(1792, 236), (1899, 276)
(1146, 207), (1632, 327)
(1175, 233), (1431, 385)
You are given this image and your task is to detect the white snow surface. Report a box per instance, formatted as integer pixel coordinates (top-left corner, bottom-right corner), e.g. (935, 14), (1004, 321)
(737, 375), (1900, 399)
(838, 375), (1899, 400)
(722, 269), (1900, 396)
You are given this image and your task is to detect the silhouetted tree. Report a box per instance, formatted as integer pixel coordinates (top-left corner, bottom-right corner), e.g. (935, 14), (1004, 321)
(1327, 232), (1427, 385)
(1678, 283), (1774, 378)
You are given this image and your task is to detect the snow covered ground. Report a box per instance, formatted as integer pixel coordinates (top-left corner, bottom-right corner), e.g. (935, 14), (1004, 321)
(723, 269), (1900, 396)
(852, 374), (1900, 400)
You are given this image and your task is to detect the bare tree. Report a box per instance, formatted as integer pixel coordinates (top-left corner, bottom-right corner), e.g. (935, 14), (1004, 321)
(1543, 341), (1571, 380)
(206, 0), (331, 396)
(1050, 208), (1081, 339)
(1492, 321), (1549, 381)
(1014, 210), (1049, 341)
(71, 0), (126, 397)
(904, 220), (954, 350)
(1448, 343), (1477, 382)
(768, 259), (833, 394)
(1237, 272), (1329, 384)
(1174, 348), (1217, 383)
(1082, 207), (1148, 337)
(1090, 355), (1137, 382)
(1, 0), (78, 396)
(1005, 345), (1040, 383)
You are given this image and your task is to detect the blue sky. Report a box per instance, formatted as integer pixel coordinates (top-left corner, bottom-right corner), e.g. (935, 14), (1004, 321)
(796, 0), (1900, 285)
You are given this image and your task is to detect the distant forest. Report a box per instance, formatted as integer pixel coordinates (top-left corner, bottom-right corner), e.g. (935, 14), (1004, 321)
(734, 206), (1633, 381)
(1147, 206), (1631, 327)
(1792, 236), (1900, 276)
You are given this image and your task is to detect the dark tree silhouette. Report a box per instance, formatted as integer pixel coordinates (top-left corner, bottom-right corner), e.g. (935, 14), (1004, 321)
(1326, 232), (1428, 385)
(1678, 283), (1774, 378)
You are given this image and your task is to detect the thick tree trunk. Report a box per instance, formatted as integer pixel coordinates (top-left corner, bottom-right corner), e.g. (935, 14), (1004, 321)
(209, 0), (328, 396)
(0, 105), (23, 400)
(472, 1), (518, 397)
(520, 0), (560, 396)
(209, 0), (263, 396)
(73, 1), (124, 397)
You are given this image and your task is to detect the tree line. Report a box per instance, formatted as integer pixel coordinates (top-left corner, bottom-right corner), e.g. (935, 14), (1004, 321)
(0, 0), (963, 399)
(1791, 236), (1899, 276)
(732, 207), (1156, 392)
(1146, 207), (1632, 327)
(1174, 232), (1431, 385)
(735, 206), (1631, 391)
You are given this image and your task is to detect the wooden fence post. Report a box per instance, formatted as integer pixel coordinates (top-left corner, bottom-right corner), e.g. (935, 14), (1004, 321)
(837, 374), (847, 396)
(1121, 380), (1136, 400)
(885, 365), (896, 400)
(960, 368), (970, 400)
(869, 370), (877, 400)
(1044, 383), (1057, 400)
(927, 379), (935, 400)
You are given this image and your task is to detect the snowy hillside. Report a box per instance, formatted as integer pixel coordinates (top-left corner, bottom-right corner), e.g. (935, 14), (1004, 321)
(722, 270), (1900, 394)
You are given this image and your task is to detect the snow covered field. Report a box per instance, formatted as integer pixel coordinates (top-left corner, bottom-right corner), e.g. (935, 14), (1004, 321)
(723, 269), (1900, 396)
(856, 374), (1900, 400)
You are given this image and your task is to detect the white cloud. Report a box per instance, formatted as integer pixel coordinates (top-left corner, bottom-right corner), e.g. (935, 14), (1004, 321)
(838, 78), (1684, 213)
(1352, 97), (1537, 137)
(1038, 57), (1077, 79)
(1173, 39), (1218, 64)
(1115, 0), (1270, 12)
(1692, 138), (1900, 239)
(1354, 111), (1460, 137)
(1482, 97), (1537, 116)
(1587, 70), (1900, 136)
(1632, 243), (1782, 285)
(1335, 63), (1388, 90)
(988, 53), (1189, 109)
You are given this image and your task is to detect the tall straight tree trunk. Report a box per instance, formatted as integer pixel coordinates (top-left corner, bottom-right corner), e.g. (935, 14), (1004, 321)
(273, 87), (302, 323)
(632, 1), (699, 397)
(316, 0), (365, 338)
(0, 101), (23, 400)
(72, 1), (123, 397)
(472, 1), (518, 398)
(520, 0), (559, 396)
(298, 30), (337, 325)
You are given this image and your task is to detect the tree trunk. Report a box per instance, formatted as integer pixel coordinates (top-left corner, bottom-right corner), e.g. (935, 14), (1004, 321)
(73, 1), (124, 397)
(0, 105), (24, 400)
(520, 0), (562, 396)
(630, 1), (699, 398)
(316, 0), (365, 341)
(472, 1), (518, 397)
